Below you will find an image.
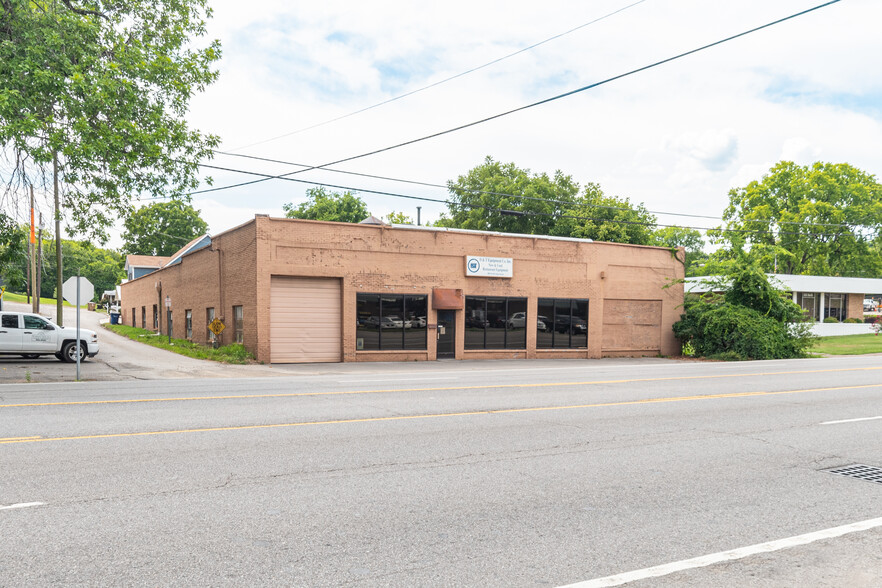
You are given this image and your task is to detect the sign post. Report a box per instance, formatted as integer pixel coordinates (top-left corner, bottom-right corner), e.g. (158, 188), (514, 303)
(62, 275), (95, 381)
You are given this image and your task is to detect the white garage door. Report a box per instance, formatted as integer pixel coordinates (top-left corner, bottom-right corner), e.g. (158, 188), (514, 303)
(270, 276), (342, 363)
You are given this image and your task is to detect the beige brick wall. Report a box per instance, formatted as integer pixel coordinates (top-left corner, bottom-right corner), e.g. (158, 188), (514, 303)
(122, 217), (685, 363)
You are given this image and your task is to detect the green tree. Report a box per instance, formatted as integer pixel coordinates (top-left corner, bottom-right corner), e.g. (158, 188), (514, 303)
(283, 187), (370, 223)
(385, 211), (413, 224)
(652, 226), (707, 275)
(0, 214), (28, 291)
(439, 157), (657, 244)
(560, 183), (657, 245)
(38, 238), (125, 302)
(438, 157), (580, 235)
(713, 161), (882, 276)
(0, 0), (221, 240)
(122, 200), (209, 256)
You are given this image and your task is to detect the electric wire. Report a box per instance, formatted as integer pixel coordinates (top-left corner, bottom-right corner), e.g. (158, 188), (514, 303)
(195, 161), (855, 238)
(194, 0), (842, 197)
(210, 150), (877, 231)
(228, 0), (650, 152)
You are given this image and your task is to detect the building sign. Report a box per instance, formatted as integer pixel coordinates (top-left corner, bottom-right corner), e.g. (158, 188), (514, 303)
(465, 256), (513, 278)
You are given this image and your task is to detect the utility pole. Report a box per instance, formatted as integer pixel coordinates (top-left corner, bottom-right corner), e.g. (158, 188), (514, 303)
(30, 185), (37, 312)
(36, 213), (43, 313)
(54, 152), (63, 326)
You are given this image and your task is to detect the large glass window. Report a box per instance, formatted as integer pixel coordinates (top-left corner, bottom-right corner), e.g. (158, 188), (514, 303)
(537, 298), (589, 349)
(356, 293), (427, 350)
(825, 293), (846, 322)
(797, 292), (818, 319)
(464, 296), (528, 350)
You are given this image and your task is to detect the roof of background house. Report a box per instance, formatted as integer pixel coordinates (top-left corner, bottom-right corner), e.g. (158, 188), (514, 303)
(124, 254), (170, 269)
(163, 234), (212, 267)
(686, 273), (882, 294)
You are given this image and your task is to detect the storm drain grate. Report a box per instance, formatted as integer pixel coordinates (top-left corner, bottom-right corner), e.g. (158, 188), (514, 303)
(825, 464), (882, 485)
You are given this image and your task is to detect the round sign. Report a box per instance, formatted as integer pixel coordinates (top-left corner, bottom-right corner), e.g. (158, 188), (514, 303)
(467, 258), (480, 273)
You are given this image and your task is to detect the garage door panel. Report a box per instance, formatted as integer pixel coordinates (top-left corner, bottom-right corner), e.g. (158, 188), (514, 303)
(271, 276), (342, 363)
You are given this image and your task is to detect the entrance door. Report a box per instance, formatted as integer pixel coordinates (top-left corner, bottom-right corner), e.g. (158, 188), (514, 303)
(436, 310), (456, 359)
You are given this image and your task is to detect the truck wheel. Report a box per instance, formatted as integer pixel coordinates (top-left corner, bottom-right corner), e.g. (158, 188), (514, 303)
(61, 341), (86, 363)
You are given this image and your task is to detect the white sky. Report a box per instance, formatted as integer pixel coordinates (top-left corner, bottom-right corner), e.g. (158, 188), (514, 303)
(32, 0), (882, 248)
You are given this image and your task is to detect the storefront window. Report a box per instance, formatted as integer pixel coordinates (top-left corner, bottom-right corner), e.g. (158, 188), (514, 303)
(537, 298), (589, 349)
(797, 292), (818, 319)
(824, 293), (846, 321)
(356, 293), (427, 350)
(464, 296), (528, 350)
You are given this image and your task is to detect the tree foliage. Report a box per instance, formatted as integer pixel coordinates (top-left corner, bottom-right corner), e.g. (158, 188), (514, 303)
(713, 161), (882, 276)
(673, 257), (815, 360)
(122, 200), (208, 256)
(652, 226), (707, 275)
(438, 157), (657, 244)
(0, 0), (221, 240)
(384, 211), (413, 224)
(283, 187), (370, 223)
(2, 233), (124, 302)
(0, 213), (27, 288)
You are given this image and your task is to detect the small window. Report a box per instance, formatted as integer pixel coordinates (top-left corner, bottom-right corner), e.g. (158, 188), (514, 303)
(207, 307), (216, 342)
(167, 310), (173, 337)
(141, 306), (146, 329)
(131, 308), (136, 327)
(153, 305), (158, 330)
(1, 314), (19, 329)
(233, 306), (244, 344)
(23, 315), (49, 329)
(185, 310), (193, 339)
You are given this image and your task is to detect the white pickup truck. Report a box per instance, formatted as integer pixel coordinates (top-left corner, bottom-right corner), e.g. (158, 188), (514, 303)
(0, 311), (99, 362)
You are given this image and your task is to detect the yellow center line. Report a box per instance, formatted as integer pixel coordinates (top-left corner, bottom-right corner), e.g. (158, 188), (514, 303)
(2, 366), (881, 409)
(0, 436), (42, 441)
(2, 383), (880, 445)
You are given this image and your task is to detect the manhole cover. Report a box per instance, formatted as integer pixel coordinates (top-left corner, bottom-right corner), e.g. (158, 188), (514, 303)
(825, 464), (882, 485)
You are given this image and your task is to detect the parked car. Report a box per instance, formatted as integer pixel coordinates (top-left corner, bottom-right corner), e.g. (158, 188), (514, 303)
(555, 316), (587, 333)
(381, 316), (404, 329)
(409, 316), (427, 328)
(506, 312), (546, 331)
(864, 299), (878, 312)
(0, 311), (99, 362)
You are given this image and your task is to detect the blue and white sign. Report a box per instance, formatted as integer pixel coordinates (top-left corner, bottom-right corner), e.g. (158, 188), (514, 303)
(465, 256), (513, 278)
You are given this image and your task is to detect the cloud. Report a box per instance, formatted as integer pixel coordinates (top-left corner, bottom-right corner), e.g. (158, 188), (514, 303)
(665, 129), (739, 172)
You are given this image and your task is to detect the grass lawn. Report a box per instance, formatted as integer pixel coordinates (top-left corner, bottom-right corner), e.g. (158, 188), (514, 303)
(2, 291), (73, 307)
(813, 333), (882, 355)
(103, 323), (254, 364)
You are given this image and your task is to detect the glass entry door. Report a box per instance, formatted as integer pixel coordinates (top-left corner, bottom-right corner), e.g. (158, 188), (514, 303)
(436, 310), (456, 359)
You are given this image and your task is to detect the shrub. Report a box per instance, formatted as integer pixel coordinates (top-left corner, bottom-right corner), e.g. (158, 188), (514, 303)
(843, 317), (861, 324)
(673, 258), (815, 360)
(823, 316), (840, 323)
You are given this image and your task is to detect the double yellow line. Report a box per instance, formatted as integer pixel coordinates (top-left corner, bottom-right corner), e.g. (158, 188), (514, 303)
(2, 382), (880, 445)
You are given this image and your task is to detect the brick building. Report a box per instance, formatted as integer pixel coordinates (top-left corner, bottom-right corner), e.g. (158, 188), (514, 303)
(119, 216), (685, 363)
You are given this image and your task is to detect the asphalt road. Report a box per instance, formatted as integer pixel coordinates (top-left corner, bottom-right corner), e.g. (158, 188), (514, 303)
(1, 355), (881, 586)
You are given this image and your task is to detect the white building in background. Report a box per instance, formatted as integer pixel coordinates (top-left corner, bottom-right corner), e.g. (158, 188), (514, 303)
(686, 273), (882, 337)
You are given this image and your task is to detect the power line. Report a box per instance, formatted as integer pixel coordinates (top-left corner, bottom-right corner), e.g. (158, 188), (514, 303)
(195, 0), (842, 197)
(227, 0), (650, 152)
(209, 150), (877, 231)
(194, 161), (853, 238)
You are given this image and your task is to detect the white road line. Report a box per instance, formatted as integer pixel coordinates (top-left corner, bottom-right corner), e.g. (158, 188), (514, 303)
(0, 502), (44, 511)
(559, 516), (882, 588)
(821, 416), (882, 425)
